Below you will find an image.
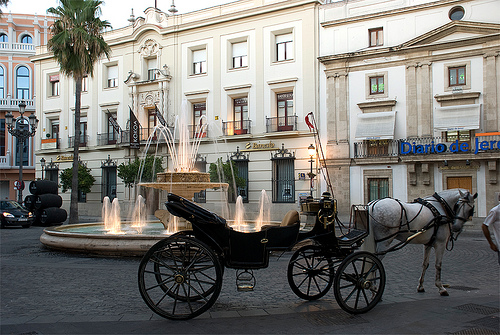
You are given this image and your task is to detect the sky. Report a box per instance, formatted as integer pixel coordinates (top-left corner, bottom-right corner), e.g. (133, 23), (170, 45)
(4, 0), (234, 29)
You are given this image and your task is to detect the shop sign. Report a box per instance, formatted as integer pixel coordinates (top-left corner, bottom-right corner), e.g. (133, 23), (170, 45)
(400, 136), (500, 155)
(56, 154), (73, 162)
(243, 141), (276, 151)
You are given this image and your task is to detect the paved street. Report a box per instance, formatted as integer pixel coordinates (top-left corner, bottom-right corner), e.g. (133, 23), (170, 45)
(1, 223), (499, 335)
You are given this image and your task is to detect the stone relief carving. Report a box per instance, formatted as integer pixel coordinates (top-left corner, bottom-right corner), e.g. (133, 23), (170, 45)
(139, 39), (160, 57)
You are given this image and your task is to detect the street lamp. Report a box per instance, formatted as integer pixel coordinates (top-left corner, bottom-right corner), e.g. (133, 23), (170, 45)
(40, 157), (46, 180)
(5, 101), (39, 203)
(307, 143), (316, 197)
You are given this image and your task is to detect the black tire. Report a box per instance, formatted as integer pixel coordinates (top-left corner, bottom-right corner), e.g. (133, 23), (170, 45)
(287, 245), (338, 300)
(333, 251), (385, 314)
(138, 235), (223, 320)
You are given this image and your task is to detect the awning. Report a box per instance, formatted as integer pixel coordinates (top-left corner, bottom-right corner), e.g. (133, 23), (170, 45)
(433, 104), (480, 131)
(355, 111), (396, 140)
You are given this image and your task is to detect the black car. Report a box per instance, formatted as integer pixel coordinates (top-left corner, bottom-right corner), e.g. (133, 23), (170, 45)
(1, 200), (34, 228)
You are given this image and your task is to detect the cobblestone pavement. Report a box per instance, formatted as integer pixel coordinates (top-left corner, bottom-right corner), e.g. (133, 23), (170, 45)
(1, 224), (499, 335)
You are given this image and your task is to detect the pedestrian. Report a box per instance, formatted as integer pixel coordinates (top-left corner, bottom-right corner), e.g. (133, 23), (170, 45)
(482, 203), (500, 264)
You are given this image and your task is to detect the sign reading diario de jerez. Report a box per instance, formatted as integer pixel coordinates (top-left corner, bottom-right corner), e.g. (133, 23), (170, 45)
(400, 132), (500, 155)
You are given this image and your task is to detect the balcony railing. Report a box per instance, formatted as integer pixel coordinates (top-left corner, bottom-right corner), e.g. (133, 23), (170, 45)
(68, 135), (89, 148)
(353, 135), (500, 158)
(222, 120), (251, 136)
(0, 154), (10, 168)
(0, 42), (35, 52)
(0, 98), (35, 110)
(188, 125), (208, 139)
(266, 115), (298, 133)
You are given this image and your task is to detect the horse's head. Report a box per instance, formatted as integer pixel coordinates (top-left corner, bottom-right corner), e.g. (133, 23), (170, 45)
(451, 190), (477, 232)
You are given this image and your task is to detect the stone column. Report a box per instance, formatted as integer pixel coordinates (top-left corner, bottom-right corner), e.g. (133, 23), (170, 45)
(483, 53), (499, 132)
(406, 64), (418, 138)
(418, 62), (433, 137)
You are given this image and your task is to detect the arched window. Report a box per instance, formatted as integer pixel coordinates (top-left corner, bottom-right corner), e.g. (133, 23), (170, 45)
(0, 67), (4, 99)
(21, 35), (32, 44)
(0, 33), (7, 42)
(16, 66), (30, 99)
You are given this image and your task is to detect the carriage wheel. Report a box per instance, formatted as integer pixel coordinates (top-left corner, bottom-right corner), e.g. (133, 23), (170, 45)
(333, 251), (385, 314)
(138, 235), (223, 320)
(287, 245), (338, 300)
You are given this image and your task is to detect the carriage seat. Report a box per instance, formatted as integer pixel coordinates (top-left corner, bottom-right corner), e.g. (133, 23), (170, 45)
(336, 229), (368, 246)
(261, 210), (300, 230)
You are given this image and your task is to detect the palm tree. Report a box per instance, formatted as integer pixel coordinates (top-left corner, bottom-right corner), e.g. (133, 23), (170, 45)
(47, 0), (111, 224)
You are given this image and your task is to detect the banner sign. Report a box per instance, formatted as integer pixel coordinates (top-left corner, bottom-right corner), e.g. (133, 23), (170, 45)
(129, 107), (141, 149)
(107, 111), (121, 134)
(155, 106), (167, 127)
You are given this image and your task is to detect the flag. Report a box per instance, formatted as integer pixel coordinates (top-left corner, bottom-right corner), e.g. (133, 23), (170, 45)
(305, 112), (315, 131)
(107, 110), (121, 134)
(155, 105), (167, 127)
(129, 107), (141, 149)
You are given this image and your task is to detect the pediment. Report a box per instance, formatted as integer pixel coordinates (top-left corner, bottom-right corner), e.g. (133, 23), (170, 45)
(401, 21), (500, 48)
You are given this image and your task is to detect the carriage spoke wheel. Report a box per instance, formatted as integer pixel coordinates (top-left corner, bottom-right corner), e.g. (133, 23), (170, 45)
(138, 235), (223, 320)
(287, 245), (338, 300)
(334, 251), (385, 314)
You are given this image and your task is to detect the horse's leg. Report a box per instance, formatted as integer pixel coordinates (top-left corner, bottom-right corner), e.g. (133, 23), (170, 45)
(433, 242), (449, 296)
(417, 245), (431, 293)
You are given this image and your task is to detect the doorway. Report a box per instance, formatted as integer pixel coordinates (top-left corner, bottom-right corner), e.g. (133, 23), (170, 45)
(447, 176), (472, 192)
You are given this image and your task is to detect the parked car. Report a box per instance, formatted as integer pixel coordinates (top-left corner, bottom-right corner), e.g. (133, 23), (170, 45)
(1, 200), (34, 228)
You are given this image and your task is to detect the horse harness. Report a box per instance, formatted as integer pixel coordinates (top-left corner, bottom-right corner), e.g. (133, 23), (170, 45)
(373, 193), (457, 253)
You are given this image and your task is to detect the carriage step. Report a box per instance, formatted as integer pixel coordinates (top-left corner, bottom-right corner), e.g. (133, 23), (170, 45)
(236, 269), (256, 291)
(337, 229), (367, 245)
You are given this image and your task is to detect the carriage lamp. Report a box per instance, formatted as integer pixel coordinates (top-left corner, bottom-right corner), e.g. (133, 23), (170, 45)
(5, 101), (39, 203)
(307, 144), (316, 197)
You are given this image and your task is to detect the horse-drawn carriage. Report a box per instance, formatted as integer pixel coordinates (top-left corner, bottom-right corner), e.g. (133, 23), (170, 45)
(138, 192), (385, 320)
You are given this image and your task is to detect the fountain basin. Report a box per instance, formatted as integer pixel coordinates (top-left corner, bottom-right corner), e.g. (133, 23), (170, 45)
(40, 222), (169, 257)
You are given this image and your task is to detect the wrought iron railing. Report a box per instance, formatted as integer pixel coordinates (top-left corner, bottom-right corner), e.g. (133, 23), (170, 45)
(222, 120), (251, 136)
(68, 135), (89, 148)
(266, 115), (298, 133)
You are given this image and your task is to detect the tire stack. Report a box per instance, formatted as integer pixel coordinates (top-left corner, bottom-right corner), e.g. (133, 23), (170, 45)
(25, 180), (67, 226)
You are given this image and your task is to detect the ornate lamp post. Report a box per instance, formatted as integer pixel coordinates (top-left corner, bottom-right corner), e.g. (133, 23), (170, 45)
(307, 143), (316, 197)
(40, 157), (46, 180)
(5, 101), (39, 203)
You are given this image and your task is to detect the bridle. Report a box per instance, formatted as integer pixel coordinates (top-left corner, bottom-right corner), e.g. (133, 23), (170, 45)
(452, 197), (475, 224)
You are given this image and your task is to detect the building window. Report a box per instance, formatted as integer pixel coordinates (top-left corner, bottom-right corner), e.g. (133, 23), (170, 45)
(230, 148), (249, 203)
(272, 145), (295, 203)
(49, 75), (59, 97)
(101, 157), (117, 202)
(370, 76), (384, 95)
(82, 75), (88, 92)
(193, 156), (206, 203)
(147, 58), (157, 80)
(192, 103), (207, 138)
(16, 66), (30, 99)
(449, 66), (466, 86)
(79, 121), (87, 146)
(369, 28), (383, 47)
(106, 65), (118, 88)
(277, 92), (294, 131)
(78, 190), (87, 203)
(107, 113), (119, 144)
(148, 109), (157, 139)
(445, 130), (471, 143)
(51, 120), (59, 148)
(233, 97), (249, 135)
(276, 33), (293, 61)
(0, 66), (4, 98)
(449, 6), (465, 20)
(0, 33), (7, 42)
(21, 35), (32, 44)
(232, 41), (247, 69)
(368, 178), (388, 202)
(192, 49), (206, 75)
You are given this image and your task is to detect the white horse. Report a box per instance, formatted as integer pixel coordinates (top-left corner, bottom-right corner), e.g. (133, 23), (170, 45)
(369, 189), (477, 296)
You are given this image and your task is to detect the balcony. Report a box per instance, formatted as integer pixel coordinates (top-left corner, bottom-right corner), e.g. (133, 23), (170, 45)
(354, 140), (399, 158)
(266, 115), (298, 133)
(0, 42), (35, 53)
(68, 135), (89, 148)
(222, 120), (251, 136)
(188, 125), (208, 139)
(0, 154), (10, 168)
(0, 98), (35, 110)
(41, 138), (60, 150)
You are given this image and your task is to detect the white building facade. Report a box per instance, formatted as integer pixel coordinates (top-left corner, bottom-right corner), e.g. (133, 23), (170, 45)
(32, 0), (322, 218)
(319, 0), (500, 216)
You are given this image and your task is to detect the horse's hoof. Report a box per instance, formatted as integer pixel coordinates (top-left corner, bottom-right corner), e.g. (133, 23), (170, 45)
(440, 291), (449, 296)
(417, 288), (425, 293)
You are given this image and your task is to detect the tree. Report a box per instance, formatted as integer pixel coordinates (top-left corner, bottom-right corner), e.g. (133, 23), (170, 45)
(0, 0), (10, 14)
(60, 163), (96, 195)
(118, 155), (164, 188)
(209, 158), (246, 199)
(47, 0), (111, 224)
